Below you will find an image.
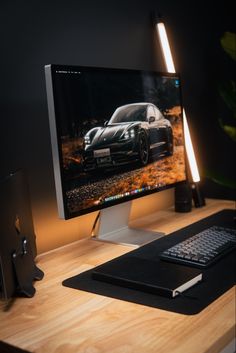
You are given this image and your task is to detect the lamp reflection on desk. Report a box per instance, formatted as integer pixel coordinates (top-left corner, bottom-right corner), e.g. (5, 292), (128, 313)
(156, 19), (205, 207)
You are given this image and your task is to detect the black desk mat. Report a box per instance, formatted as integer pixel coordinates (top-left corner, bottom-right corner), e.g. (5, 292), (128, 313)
(0, 341), (32, 353)
(63, 209), (236, 315)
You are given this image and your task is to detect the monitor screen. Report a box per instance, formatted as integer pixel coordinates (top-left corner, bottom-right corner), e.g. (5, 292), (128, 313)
(45, 65), (187, 220)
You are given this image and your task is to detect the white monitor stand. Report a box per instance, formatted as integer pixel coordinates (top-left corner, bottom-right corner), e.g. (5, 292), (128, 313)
(93, 200), (164, 247)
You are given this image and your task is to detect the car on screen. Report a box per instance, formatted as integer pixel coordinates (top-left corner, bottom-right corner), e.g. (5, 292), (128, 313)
(83, 103), (173, 171)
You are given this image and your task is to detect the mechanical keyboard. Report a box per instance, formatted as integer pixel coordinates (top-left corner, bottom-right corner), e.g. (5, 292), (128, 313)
(160, 225), (236, 268)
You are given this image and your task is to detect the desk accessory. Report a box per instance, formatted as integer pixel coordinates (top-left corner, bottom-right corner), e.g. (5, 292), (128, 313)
(160, 225), (236, 268)
(0, 170), (44, 300)
(92, 257), (202, 298)
(175, 182), (192, 212)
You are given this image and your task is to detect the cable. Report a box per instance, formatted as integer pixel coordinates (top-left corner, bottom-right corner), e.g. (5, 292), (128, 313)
(91, 211), (101, 238)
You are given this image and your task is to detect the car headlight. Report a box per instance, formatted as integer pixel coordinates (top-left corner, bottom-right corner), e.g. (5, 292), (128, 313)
(84, 135), (91, 145)
(123, 129), (135, 140)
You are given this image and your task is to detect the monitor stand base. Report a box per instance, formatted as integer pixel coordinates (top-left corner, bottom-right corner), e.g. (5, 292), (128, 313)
(93, 226), (164, 247)
(92, 201), (165, 247)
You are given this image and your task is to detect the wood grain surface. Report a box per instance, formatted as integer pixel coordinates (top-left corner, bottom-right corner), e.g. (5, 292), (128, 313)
(0, 199), (235, 353)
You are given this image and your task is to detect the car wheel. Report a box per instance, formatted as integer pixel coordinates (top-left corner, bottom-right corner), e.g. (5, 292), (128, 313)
(138, 131), (149, 165)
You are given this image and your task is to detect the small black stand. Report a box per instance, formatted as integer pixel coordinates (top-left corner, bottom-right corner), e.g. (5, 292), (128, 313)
(175, 181), (206, 213)
(11, 237), (44, 298)
(0, 169), (44, 301)
(175, 182), (192, 213)
(191, 182), (205, 208)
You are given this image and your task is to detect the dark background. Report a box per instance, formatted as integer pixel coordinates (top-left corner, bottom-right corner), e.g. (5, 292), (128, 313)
(1, 0), (235, 220)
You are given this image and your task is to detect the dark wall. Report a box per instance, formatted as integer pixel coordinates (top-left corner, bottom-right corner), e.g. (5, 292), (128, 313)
(1, 0), (235, 211)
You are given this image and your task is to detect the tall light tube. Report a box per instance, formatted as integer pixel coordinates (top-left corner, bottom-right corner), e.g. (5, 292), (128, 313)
(182, 109), (200, 183)
(156, 22), (176, 73)
(156, 19), (205, 207)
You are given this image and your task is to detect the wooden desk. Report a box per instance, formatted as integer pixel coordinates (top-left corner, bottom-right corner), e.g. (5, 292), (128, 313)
(0, 199), (235, 353)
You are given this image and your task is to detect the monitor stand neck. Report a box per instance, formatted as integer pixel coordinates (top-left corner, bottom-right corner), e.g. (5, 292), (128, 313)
(93, 201), (164, 247)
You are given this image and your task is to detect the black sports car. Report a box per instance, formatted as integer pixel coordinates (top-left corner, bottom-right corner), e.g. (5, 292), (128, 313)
(83, 103), (173, 171)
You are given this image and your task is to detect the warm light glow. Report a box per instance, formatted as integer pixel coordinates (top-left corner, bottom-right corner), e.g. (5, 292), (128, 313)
(183, 109), (200, 182)
(156, 22), (176, 73)
(156, 20), (200, 182)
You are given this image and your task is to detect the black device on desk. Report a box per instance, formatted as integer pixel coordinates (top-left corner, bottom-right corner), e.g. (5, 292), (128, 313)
(0, 170), (44, 300)
(45, 64), (187, 245)
(160, 225), (236, 268)
(92, 256), (202, 298)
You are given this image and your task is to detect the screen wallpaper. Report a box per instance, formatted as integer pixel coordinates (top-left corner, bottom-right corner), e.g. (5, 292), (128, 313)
(49, 66), (186, 218)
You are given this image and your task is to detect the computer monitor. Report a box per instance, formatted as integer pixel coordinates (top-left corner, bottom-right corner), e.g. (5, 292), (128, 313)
(45, 65), (187, 245)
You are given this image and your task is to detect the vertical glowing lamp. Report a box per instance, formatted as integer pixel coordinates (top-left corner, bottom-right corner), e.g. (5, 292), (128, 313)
(156, 20), (205, 207)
